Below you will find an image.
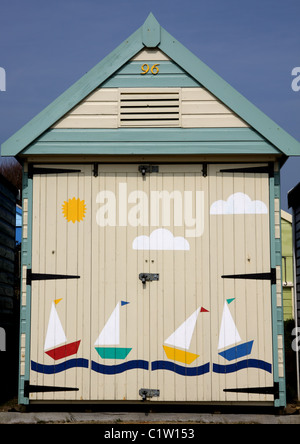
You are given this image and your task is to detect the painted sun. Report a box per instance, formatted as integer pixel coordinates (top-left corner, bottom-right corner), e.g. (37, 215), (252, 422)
(62, 197), (86, 223)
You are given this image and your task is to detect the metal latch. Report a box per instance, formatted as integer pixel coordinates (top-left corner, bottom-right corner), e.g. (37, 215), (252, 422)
(138, 165), (159, 176)
(139, 273), (159, 285)
(139, 388), (160, 401)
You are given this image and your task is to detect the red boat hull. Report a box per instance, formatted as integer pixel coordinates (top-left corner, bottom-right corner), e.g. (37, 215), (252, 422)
(45, 340), (81, 360)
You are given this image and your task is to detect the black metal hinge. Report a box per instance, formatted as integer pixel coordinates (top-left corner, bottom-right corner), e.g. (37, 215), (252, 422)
(28, 165), (81, 179)
(222, 269), (276, 285)
(24, 381), (79, 398)
(138, 165), (159, 176)
(93, 163), (99, 177)
(224, 382), (279, 399)
(26, 269), (80, 286)
(219, 162), (274, 177)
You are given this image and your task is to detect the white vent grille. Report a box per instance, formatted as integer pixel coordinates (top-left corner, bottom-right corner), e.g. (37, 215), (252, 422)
(119, 89), (181, 127)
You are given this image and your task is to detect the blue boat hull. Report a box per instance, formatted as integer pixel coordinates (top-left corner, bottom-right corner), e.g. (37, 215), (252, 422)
(218, 340), (254, 361)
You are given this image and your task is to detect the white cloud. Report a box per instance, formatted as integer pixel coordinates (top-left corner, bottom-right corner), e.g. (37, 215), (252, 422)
(210, 192), (268, 215)
(132, 228), (190, 251)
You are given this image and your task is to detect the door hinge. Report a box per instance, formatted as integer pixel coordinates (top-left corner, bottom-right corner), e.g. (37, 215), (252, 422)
(28, 165), (81, 179)
(219, 162), (274, 177)
(223, 382), (279, 399)
(222, 269), (276, 285)
(139, 388), (160, 401)
(139, 273), (159, 285)
(26, 269), (80, 286)
(24, 381), (79, 398)
(138, 165), (159, 177)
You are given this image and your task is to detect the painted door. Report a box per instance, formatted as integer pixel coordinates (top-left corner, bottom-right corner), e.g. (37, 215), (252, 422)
(29, 163), (274, 403)
(29, 164), (93, 401)
(208, 164), (274, 403)
(90, 164), (208, 401)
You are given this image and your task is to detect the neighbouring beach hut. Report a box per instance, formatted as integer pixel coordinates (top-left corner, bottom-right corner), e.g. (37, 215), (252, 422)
(281, 210), (294, 321)
(0, 173), (19, 400)
(2, 14), (300, 407)
(288, 182), (300, 400)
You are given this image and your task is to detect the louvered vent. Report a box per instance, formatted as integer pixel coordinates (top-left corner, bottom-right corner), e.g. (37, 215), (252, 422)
(119, 89), (181, 127)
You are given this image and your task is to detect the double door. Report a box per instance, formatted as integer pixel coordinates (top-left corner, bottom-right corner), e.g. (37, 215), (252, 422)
(29, 163), (274, 403)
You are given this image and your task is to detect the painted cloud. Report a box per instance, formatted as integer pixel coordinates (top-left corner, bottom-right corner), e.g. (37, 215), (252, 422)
(132, 228), (190, 250)
(210, 192), (268, 215)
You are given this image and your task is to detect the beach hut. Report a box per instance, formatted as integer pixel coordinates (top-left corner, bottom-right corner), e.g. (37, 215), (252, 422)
(281, 210), (294, 321)
(288, 182), (300, 399)
(0, 173), (19, 400)
(2, 14), (300, 407)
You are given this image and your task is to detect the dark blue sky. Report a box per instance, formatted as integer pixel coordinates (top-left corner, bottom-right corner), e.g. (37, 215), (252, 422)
(0, 0), (299, 211)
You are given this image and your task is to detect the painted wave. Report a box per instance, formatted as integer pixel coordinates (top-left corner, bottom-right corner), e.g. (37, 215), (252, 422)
(91, 360), (149, 374)
(213, 359), (272, 374)
(152, 361), (210, 376)
(31, 358), (89, 374)
(31, 358), (272, 376)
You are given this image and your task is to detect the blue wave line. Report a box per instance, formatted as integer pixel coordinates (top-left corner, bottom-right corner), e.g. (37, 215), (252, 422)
(31, 358), (89, 374)
(213, 359), (272, 374)
(151, 361), (210, 376)
(31, 358), (272, 376)
(91, 360), (149, 375)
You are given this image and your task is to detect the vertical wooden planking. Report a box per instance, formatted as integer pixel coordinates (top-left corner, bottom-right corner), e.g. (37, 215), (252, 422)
(29, 162), (275, 403)
(208, 164), (273, 403)
(30, 174), (41, 400)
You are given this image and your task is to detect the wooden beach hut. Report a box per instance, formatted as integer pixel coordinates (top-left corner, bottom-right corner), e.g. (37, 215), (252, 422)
(2, 14), (300, 407)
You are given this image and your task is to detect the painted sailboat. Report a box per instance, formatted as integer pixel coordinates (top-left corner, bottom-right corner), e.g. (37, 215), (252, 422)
(44, 299), (81, 360)
(218, 300), (254, 361)
(94, 301), (132, 359)
(163, 306), (209, 365)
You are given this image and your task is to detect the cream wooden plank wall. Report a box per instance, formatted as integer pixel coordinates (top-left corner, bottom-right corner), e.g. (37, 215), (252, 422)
(52, 87), (248, 129)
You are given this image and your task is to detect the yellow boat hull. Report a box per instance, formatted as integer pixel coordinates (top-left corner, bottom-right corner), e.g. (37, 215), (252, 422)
(163, 345), (199, 364)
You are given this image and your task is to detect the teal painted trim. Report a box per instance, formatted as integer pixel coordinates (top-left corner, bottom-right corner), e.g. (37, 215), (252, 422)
(18, 169), (33, 405)
(142, 12), (160, 47)
(269, 166), (286, 408)
(158, 26), (300, 156)
(102, 74), (199, 88)
(38, 128), (268, 143)
(103, 75), (198, 87)
(1, 28), (144, 157)
(102, 60), (200, 88)
(22, 141), (278, 156)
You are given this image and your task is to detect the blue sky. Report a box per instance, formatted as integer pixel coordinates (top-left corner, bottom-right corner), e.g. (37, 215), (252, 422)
(0, 0), (299, 210)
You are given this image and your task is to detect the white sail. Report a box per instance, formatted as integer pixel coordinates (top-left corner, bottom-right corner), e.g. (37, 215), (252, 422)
(164, 307), (200, 350)
(44, 302), (67, 350)
(218, 302), (241, 350)
(94, 302), (120, 346)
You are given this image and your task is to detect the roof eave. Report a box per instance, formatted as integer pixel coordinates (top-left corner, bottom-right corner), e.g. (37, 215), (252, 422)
(2, 13), (300, 158)
(157, 26), (300, 157)
(1, 25), (144, 157)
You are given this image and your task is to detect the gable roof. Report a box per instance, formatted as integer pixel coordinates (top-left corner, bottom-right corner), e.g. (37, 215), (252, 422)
(2, 13), (300, 157)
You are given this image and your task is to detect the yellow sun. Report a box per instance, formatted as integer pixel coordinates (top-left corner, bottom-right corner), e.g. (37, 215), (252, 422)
(62, 198), (86, 223)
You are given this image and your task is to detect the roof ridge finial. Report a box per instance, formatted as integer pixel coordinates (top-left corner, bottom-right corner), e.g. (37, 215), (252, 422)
(142, 12), (161, 48)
